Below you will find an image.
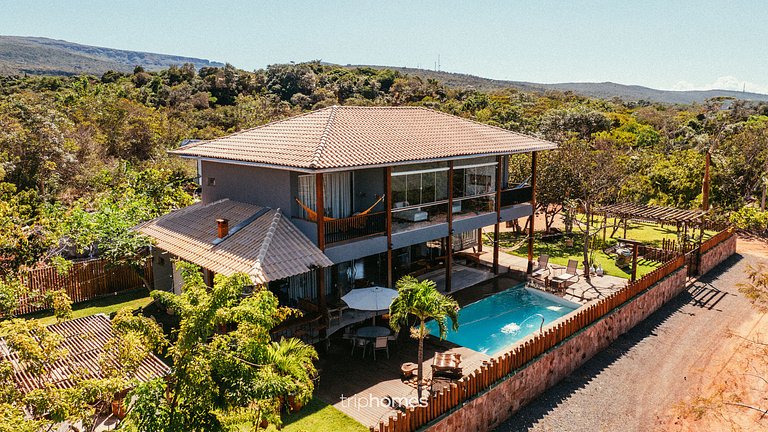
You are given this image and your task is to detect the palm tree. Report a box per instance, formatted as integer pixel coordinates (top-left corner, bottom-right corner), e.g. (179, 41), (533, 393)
(389, 276), (459, 400)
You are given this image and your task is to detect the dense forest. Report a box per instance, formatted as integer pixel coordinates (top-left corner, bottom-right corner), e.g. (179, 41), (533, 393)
(2, 62), (768, 279)
(1, 61), (767, 430)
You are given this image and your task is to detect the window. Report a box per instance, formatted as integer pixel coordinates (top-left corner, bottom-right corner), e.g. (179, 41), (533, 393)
(297, 172), (353, 219)
(392, 167), (449, 207)
(207, 177), (216, 186)
(453, 162), (496, 198)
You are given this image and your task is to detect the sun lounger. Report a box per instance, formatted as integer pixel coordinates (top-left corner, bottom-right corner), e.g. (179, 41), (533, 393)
(551, 259), (579, 290)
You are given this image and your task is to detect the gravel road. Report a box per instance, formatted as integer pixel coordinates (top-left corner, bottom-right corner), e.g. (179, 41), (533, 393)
(495, 241), (767, 432)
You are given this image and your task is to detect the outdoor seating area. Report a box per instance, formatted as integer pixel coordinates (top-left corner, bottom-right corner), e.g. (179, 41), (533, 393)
(316, 334), (489, 428)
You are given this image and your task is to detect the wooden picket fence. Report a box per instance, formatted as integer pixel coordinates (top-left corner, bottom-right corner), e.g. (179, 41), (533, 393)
(371, 255), (689, 432)
(10, 258), (153, 316)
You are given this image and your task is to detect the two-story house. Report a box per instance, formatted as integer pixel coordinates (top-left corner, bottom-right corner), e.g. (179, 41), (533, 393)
(138, 106), (556, 339)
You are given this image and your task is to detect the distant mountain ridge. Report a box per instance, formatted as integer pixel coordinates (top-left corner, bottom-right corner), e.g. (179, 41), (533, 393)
(0, 35), (223, 76)
(1, 35), (765, 105)
(350, 65), (768, 105)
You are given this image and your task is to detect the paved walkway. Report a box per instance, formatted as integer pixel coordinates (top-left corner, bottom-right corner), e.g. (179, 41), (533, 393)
(495, 243), (766, 432)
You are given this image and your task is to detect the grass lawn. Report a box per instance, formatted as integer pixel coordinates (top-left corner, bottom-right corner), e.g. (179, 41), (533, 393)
(260, 398), (367, 432)
(495, 219), (716, 280)
(24, 289), (153, 325)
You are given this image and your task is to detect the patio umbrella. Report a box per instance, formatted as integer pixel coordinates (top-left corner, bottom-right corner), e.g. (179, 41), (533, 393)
(341, 286), (399, 325)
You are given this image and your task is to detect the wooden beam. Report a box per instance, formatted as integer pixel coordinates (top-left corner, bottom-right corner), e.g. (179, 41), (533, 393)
(631, 244), (638, 282)
(494, 155), (502, 274)
(702, 151), (711, 211)
(477, 228), (483, 253)
(527, 152), (537, 274)
(315, 173), (327, 318)
(385, 167), (393, 288)
(446, 161), (454, 292)
(316, 173), (325, 250)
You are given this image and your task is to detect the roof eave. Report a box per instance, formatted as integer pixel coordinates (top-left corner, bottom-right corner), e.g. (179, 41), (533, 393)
(173, 143), (558, 174)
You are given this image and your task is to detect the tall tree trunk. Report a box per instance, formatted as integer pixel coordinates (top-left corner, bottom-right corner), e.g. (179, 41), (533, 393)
(417, 320), (425, 401)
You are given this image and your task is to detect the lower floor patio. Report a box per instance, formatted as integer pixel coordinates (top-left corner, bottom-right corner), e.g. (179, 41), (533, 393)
(315, 324), (491, 428)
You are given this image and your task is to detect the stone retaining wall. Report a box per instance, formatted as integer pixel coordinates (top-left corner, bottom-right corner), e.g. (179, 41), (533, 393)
(699, 234), (737, 276)
(428, 269), (689, 431)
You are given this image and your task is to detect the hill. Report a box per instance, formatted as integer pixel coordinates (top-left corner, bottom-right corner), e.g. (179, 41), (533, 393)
(350, 65), (768, 104)
(0, 35), (223, 76)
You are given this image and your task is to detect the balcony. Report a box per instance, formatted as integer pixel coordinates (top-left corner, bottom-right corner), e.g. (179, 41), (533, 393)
(500, 186), (533, 207)
(324, 211), (387, 245)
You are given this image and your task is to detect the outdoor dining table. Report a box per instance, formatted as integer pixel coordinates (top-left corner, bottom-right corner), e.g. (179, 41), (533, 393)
(355, 326), (391, 339)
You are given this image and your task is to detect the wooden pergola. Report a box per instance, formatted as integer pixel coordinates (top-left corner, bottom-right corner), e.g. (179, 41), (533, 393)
(595, 203), (706, 225)
(594, 203), (707, 244)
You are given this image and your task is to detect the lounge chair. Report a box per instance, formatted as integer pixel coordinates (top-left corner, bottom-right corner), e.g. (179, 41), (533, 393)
(551, 259), (579, 291)
(431, 352), (462, 378)
(372, 336), (389, 360)
(529, 254), (551, 286)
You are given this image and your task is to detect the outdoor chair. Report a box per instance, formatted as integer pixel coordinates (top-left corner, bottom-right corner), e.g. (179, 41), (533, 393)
(351, 337), (369, 357)
(372, 336), (389, 360)
(431, 352), (462, 378)
(529, 254), (551, 288)
(327, 306), (344, 328)
(551, 259), (579, 291)
(387, 329), (399, 345)
(531, 254), (550, 277)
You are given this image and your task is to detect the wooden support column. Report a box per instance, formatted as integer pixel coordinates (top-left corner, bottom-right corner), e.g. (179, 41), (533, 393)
(602, 214), (608, 246)
(446, 161), (454, 292)
(526, 152), (537, 274)
(315, 173), (327, 316)
(385, 167), (393, 288)
(493, 155), (502, 274)
(623, 218), (628, 239)
(702, 151), (711, 211)
(631, 244), (638, 282)
(476, 228), (483, 252)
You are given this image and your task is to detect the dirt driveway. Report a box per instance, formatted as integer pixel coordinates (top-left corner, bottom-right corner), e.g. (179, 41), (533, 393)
(495, 238), (768, 432)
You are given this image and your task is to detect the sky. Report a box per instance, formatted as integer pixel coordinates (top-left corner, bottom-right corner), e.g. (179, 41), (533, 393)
(2, 0), (767, 93)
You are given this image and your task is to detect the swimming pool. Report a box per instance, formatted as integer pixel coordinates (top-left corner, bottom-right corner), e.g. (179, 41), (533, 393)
(425, 284), (579, 356)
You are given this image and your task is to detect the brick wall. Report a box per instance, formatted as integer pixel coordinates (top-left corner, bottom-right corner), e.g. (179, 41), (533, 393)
(699, 234), (737, 276)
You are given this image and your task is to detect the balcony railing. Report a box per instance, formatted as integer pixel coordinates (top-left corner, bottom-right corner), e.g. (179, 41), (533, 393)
(324, 211), (387, 244)
(500, 186), (533, 207)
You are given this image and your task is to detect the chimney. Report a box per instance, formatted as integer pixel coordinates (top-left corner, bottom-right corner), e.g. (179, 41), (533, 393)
(216, 218), (229, 238)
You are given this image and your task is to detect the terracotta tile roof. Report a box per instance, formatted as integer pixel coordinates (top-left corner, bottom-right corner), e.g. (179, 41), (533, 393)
(172, 106), (557, 170)
(1, 314), (169, 394)
(137, 199), (332, 284)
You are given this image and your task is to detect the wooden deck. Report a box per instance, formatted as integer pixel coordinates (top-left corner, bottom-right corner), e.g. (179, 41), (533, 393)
(315, 334), (490, 428)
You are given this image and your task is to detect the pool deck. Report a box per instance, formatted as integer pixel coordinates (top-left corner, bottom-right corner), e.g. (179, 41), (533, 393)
(473, 248), (628, 305)
(315, 334), (490, 429)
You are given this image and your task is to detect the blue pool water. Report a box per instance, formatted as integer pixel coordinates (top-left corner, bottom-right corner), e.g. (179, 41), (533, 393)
(425, 285), (579, 356)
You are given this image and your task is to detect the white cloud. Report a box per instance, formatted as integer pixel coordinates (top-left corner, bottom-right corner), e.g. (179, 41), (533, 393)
(670, 76), (768, 95)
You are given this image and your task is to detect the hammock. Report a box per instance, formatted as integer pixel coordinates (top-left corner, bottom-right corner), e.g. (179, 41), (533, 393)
(295, 194), (385, 223)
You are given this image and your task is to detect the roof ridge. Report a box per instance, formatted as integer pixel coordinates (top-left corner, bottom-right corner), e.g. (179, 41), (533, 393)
(251, 208), (282, 276)
(310, 105), (338, 168)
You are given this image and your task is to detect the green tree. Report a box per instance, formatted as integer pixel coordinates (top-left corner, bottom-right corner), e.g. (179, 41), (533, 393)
(388, 276), (459, 401)
(0, 291), (161, 432)
(125, 262), (317, 431)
